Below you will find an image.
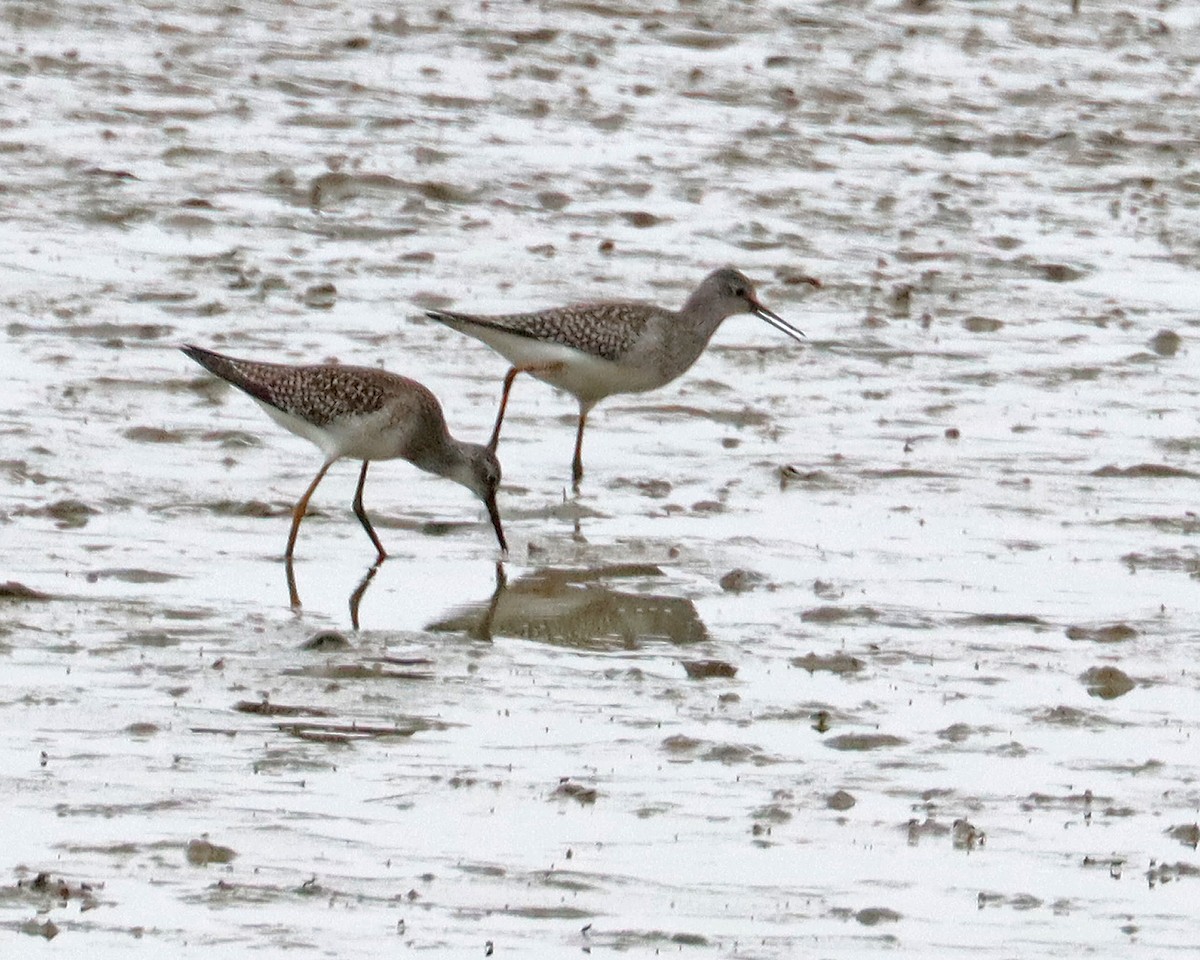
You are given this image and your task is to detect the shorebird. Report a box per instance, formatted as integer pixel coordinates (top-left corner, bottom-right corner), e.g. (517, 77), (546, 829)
(181, 345), (507, 564)
(424, 267), (814, 485)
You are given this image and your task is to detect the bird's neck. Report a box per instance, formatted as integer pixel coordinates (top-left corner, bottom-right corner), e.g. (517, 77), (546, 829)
(680, 287), (733, 335)
(416, 436), (476, 494)
(664, 299), (728, 373)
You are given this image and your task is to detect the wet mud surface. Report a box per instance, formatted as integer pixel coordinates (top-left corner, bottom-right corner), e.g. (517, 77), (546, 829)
(2, 0), (1199, 956)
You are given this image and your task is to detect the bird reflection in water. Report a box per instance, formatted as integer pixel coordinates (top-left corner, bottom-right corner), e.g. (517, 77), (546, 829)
(286, 555), (383, 629)
(428, 563), (707, 648)
(289, 555), (502, 631)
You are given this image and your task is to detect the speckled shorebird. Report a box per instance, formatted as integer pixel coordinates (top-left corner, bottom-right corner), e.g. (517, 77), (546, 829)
(181, 345), (506, 563)
(425, 267), (815, 485)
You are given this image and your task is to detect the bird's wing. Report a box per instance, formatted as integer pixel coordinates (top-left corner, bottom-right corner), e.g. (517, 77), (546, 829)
(426, 303), (653, 363)
(183, 345), (409, 427)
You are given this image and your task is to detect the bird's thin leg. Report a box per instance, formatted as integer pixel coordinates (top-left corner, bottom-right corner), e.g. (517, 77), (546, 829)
(488, 367), (522, 451)
(571, 406), (588, 488)
(488, 362), (567, 452)
(287, 459), (335, 561)
(285, 556), (301, 609)
(351, 460), (387, 562)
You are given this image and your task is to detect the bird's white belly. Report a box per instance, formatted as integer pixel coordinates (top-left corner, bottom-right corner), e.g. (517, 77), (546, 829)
(256, 400), (404, 462)
(465, 327), (664, 405)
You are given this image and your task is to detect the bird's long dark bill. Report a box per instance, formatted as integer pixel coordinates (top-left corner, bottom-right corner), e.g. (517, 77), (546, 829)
(486, 494), (508, 554)
(753, 302), (806, 342)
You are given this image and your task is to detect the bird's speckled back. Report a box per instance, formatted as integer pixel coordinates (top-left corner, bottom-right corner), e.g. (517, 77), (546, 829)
(182, 345), (445, 436)
(430, 302), (665, 363)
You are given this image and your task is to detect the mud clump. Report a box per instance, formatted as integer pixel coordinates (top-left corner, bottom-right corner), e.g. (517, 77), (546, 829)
(1066, 623), (1137, 643)
(682, 659), (737, 679)
(718, 568), (765, 593)
(186, 838), (237, 866)
(825, 733), (906, 751)
(792, 653), (864, 674)
(0, 581), (53, 601)
(1149, 330), (1182, 357)
(552, 779), (598, 805)
(827, 789), (856, 811)
(1082, 666), (1136, 700)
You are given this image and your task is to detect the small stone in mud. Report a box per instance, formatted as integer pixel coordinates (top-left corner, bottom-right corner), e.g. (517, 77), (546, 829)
(718, 568), (765, 593)
(937, 723), (973, 743)
(417, 180), (478, 203)
(907, 817), (950, 842)
(620, 211), (663, 228)
(963, 316), (1003, 333)
(124, 425), (186, 443)
(1167, 823), (1200, 847)
(889, 283), (913, 315)
(302, 283), (337, 309)
(301, 631), (351, 651)
(536, 191), (571, 211)
(628, 477), (671, 498)
(801, 605), (880, 624)
(780, 465), (830, 485)
(1082, 666), (1135, 700)
(824, 733), (906, 751)
(662, 734), (703, 754)
(1037, 705), (1093, 726)
(186, 838), (237, 865)
(812, 580), (842, 600)
(827, 789), (856, 811)
(682, 659), (737, 679)
(792, 653), (864, 674)
(1066, 623), (1137, 643)
(1040, 262), (1086, 282)
(855, 907), (900, 926)
(20, 919), (59, 940)
(552, 780), (598, 805)
(1149, 329), (1181, 357)
(211, 499), (282, 518)
(701, 743), (758, 764)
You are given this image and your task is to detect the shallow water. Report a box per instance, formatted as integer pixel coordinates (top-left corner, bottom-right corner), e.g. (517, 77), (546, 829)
(3, 0), (1200, 955)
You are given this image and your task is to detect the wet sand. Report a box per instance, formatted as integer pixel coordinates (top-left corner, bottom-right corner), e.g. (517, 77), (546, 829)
(3, 0), (1200, 955)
